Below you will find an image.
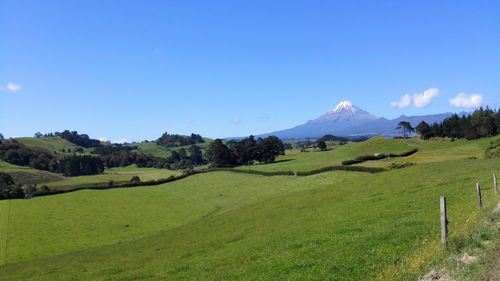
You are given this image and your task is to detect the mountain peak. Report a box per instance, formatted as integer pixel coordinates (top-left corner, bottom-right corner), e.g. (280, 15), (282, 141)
(308, 101), (380, 124)
(331, 101), (354, 112)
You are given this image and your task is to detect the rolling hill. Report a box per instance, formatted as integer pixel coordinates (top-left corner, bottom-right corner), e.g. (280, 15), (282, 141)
(0, 135), (498, 280)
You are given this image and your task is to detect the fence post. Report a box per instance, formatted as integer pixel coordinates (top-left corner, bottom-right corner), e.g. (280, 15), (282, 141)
(440, 196), (448, 246)
(476, 183), (482, 209)
(494, 173), (498, 196)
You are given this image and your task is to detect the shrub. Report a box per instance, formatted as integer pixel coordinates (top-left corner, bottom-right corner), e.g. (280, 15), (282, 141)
(130, 176), (141, 183)
(485, 139), (500, 159)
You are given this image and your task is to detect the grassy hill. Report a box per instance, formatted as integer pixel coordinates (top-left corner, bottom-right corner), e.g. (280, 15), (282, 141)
(235, 136), (498, 172)
(0, 160), (64, 184)
(38, 165), (181, 190)
(0, 136), (498, 280)
(130, 140), (212, 159)
(15, 137), (85, 154)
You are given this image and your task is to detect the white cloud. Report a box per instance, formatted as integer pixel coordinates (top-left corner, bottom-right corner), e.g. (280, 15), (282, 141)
(412, 88), (439, 108)
(6, 82), (22, 93)
(115, 138), (129, 144)
(390, 94), (412, 109)
(390, 88), (439, 109)
(448, 93), (483, 109)
(98, 137), (109, 142)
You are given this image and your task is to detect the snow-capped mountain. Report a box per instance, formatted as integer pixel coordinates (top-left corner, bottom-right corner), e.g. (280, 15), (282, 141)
(307, 101), (380, 124)
(254, 101), (460, 139)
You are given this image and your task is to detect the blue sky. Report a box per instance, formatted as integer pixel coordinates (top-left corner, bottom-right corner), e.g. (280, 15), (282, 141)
(1, 0), (499, 142)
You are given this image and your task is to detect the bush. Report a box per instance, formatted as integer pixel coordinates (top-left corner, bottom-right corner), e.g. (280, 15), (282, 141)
(485, 139), (500, 159)
(130, 176), (141, 183)
(0, 172), (23, 199)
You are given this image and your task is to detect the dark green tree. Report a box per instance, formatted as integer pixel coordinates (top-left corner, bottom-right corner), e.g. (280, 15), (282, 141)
(189, 145), (204, 165)
(208, 139), (234, 167)
(130, 176), (141, 184)
(255, 136), (285, 164)
(0, 171), (22, 199)
(396, 121), (414, 138)
(415, 121), (432, 139)
(317, 140), (327, 151)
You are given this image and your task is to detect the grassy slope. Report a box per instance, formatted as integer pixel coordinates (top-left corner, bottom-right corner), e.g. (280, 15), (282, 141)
(1, 171), (331, 264)
(0, 159), (178, 189)
(15, 137), (84, 154)
(0, 159), (498, 280)
(236, 136), (500, 172)
(236, 137), (412, 172)
(358, 137), (496, 168)
(0, 160), (64, 184)
(0, 201), (9, 266)
(0, 136), (498, 280)
(39, 165), (181, 190)
(131, 140), (211, 159)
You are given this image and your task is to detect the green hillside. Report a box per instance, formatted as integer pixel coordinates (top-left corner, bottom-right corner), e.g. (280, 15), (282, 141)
(236, 136), (499, 172)
(38, 165), (181, 190)
(131, 140), (212, 159)
(0, 136), (498, 280)
(15, 137), (85, 154)
(0, 160), (63, 184)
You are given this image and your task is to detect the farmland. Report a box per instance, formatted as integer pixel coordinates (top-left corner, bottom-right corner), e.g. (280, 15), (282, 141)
(38, 165), (181, 190)
(0, 136), (499, 280)
(235, 136), (496, 172)
(15, 137), (85, 154)
(129, 138), (212, 159)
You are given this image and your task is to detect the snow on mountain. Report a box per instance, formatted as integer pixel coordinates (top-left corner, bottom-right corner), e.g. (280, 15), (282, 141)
(307, 101), (380, 124)
(253, 101), (459, 139)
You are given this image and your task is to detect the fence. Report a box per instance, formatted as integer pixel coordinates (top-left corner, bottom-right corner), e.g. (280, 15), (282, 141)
(439, 173), (498, 246)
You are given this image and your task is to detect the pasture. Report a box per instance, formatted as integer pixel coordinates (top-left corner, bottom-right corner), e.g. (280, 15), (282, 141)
(38, 165), (181, 190)
(0, 136), (499, 280)
(15, 137), (85, 154)
(130, 140), (211, 159)
(236, 136), (498, 172)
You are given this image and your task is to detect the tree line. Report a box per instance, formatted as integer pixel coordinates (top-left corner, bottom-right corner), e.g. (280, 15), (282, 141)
(208, 136), (285, 167)
(0, 137), (210, 176)
(156, 132), (205, 148)
(0, 139), (105, 176)
(415, 107), (500, 140)
(36, 130), (102, 148)
(94, 144), (206, 170)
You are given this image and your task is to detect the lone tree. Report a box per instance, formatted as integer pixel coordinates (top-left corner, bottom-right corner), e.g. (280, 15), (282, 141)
(130, 176), (141, 184)
(317, 140), (327, 151)
(396, 121), (415, 138)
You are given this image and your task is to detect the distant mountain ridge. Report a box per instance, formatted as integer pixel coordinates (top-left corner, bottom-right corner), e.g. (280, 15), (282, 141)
(254, 101), (466, 139)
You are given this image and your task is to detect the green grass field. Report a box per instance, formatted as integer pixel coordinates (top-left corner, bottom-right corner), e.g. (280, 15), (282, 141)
(236, 136), (499, 172)
(0, 136), (499, 280)
(38, 165), (181, 190)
